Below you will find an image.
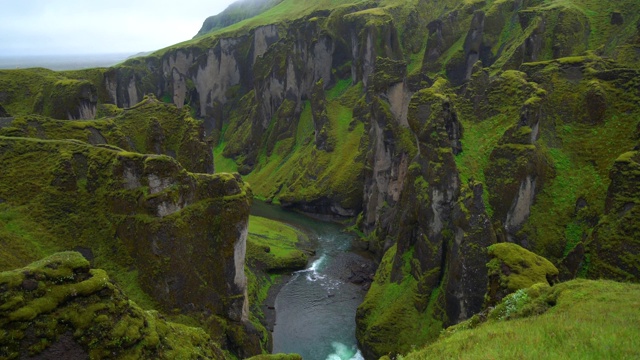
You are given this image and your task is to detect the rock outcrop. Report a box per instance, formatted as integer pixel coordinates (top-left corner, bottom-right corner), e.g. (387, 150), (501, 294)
(0, 136), (256, 355)
(0, 95), (213, 174)
(356, 79), (496, 358)
(586, 150), (640, 281)
(0, 252), (226, 359)
(0, 69), (104, 121)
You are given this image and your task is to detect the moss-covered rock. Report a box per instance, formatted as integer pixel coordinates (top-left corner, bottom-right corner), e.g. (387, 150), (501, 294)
(0, 68), (104, 120)
(1, 94), (213, 173)
(0, 252), (225, 359)
(357, 79), (496, 359)
(486, 242), (559, 306)
(0, 104), (10, 117)
(586, 150), (640, 281)
(0, 136), (257, 355)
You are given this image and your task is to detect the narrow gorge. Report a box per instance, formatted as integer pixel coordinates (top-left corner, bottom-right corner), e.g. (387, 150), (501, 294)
(1, 0), (640, 359)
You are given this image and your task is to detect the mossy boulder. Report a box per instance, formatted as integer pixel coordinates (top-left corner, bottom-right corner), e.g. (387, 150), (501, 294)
(0, 252), (225, 359)
(486, 242), (559, 306)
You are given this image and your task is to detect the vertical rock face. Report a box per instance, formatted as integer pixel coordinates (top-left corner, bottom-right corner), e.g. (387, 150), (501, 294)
(32, 79), (98, 120)
(483, 73), (550, 245)
(356, 80), (495, 358)
(446, 180), (496, 323)
(0, 136), (254, 354)
(587, 150), (640, 281)
(310, 79), (333, 151)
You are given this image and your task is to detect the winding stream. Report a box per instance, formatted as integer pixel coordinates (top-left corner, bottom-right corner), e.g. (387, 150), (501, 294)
(251, 201), (371, 360)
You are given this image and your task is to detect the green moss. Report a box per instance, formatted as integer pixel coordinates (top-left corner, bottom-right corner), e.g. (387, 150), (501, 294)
(0, 252), (224, 359)
(244, 82), (366, 211)
(487, 243), (559, 301)
(356, 244), (444, 358)
(246, 216), (308, 271)
(0, 135), (253, 355)
(3, 96), (212, 173)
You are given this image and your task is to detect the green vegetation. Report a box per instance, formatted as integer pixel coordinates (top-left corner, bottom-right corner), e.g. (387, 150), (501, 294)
(0, 252), (225, 359)
(0, 135), (254, 354)
(2, 0), (640, 357)
(486, 243), (559, 306)
(195, 0), (285, 36)
(406, 279), (640, 359)
(1, 94), (213, 173)
(247, 215), (308, 271)
(356, 245), (445, 357)
(222, 80), (367, 211)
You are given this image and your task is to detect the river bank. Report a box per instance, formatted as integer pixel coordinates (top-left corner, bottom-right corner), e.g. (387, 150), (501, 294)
(250, 201), (375, 359)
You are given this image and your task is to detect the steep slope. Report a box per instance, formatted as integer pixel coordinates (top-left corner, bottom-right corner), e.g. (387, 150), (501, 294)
(404, 279), (640, 359)
(195, 0), (284, 37)
(0, 136), (257, 355)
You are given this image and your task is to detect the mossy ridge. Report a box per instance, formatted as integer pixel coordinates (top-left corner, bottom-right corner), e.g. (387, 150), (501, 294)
(0, 252), (225, 359)
(0, 68), (101, 120)
(405, 279), (640, 360)
(0, 135), (255, 354)
(1, 94), (213, 174)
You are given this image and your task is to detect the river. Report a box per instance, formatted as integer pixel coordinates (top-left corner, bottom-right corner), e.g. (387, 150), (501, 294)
(251, 201), (373, 360)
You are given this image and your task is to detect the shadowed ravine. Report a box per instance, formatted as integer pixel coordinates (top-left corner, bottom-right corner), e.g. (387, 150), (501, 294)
(251, 201), (371, 360)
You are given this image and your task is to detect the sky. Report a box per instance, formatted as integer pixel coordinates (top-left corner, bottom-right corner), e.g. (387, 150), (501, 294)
(0, 0), (238, 56)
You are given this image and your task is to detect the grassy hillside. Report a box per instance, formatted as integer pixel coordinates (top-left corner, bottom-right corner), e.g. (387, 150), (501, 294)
(404, 279), (640, 359)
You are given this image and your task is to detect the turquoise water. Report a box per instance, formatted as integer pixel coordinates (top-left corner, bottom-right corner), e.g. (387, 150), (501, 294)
(251, 202), (366, 360)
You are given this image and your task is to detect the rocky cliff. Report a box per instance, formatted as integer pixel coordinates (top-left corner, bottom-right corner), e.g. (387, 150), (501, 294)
(1, 0), (640, 358)
(0, 135), (256, 355)
(0, 94), (213, 174)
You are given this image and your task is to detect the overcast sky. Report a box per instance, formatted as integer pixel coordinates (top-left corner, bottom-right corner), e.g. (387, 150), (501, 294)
(0, 0), (238, 56)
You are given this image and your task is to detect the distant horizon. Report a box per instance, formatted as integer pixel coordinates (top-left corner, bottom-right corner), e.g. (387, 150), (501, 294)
(0, 52), (139, 71)
(0, 0), (238, 58)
